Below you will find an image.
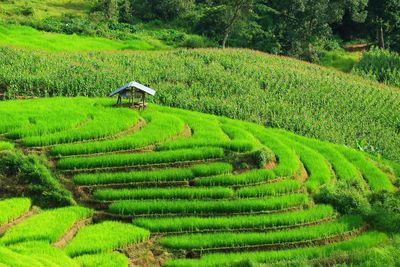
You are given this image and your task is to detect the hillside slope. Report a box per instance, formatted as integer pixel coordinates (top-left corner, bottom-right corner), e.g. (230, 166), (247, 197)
(0, 24), (168, 51)
(0, 98), (398, 266)
(0, 47), (399, 162)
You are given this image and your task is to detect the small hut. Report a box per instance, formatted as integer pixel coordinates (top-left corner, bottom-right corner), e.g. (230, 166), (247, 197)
(109, 81), (156, 109)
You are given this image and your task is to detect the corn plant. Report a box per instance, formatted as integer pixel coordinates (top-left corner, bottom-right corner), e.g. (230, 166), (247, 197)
(1, 47), (399, 162)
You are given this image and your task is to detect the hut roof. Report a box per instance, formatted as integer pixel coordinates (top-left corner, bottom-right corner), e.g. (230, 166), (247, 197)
(109, 81), (156, 97)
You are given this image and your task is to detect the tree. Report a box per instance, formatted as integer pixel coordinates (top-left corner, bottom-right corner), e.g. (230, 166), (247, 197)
(129, 0), (194, 20)
(259, 0), (368, 59)
(92, 0), (119, 22)
(196, 0), (254, 48)
(367, 0), (400, 49)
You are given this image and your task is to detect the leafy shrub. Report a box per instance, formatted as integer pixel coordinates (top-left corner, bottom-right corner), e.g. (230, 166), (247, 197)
(252, 147), (275, 169)
(181, 35), (213, 48)
(316, 181), (371, 216)
(0, 151), (74, 207)
(20, 7), (34, 17)
(368, 191), (400, 233)
(353, 47), (400, 87)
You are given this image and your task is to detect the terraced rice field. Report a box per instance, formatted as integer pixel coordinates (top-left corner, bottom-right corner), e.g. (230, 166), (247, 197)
(0, 97), (398, 266)
(0, 198), (149, 267)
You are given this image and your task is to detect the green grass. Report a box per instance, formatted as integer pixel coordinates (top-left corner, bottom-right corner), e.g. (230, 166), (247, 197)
(160, 215), (363, 250)
(109, 194), (310, 216)
(163, 231), (388, 266)
(353, 48), (400, 88)
(133, 205), (335, 233)
(194, 169), (276, 187)
(0, 97), (398, 265)
(7, 241), (78, 267)
(73, 162), (233, 185)
(0, 241), (78, 267)
(236, 180), (302, 197)
(57, 147), (225, 170)
(335, 145), (394, 192)
(93, 187), (234, 201)
(278, 130), (363, 185)
(0, 24), (168, 52)
(319, 51), (362, 72)
(21, 107), (137, 147)
(2, 48), (399, 163)
(64, 221), (150, 257)
(73, 252), (128, 267)
(246, 126), (301, 177)
(0, 198), (31, 226)
(0, 0), (92, 20)
(51, 111), (184, 155)
(0, 141), (14, 151)
(0, 206), (92, 245)
(272, 130), (332, 192)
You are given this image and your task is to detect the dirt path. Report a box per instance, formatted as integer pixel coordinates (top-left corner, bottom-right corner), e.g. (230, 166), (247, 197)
(0, 207), (39, 235)
(53, 217), (93, 248)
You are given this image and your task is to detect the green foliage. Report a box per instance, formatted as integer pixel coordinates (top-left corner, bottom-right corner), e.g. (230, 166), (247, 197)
(0, 24), (167, 52)
(0, 151), (74, 207)
(194, 169), (276, 187)
(236, 180), (302, 198)
(319, 51), (361, 72)
(134, 205), (335, 233)
(251, 147), (275, 169)
(1, 241), (79, 267)
(93, 187), (234, 201)
(51, 111), (183, 156)
(57, 147), (225, 170)
(73, 162), (232, 185)
(0, 198), (31, 226)
(316, 181), (371, 216)
(64, 221), (150, 257)
(353, 48), (400, 87)
(160, 215), (363, 250)
(0, 206), (92, 245)
(109, 194), (309, 216)
(73, 252), (128, 267)
(335, 145), (394, 192)
(163, 231), (388, 266)
(0, 141), (14, 151)
(273, 131), (332, 192)
(368, 191), (400, 232)
(1, 48), (400, 163)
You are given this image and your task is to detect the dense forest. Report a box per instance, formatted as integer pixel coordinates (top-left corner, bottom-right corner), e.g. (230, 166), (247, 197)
(78, 0), (400, 59)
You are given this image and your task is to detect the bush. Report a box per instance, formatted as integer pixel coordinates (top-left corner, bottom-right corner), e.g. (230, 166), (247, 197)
(316, 181), (371, 216)
(353, 47), (400, 87)
(0, 151), (74, 207)
(252, 147), (275, 169)
(20, 7), (34, 17)
(181, 35), (211, 48)
(368, 191), (400, 233)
